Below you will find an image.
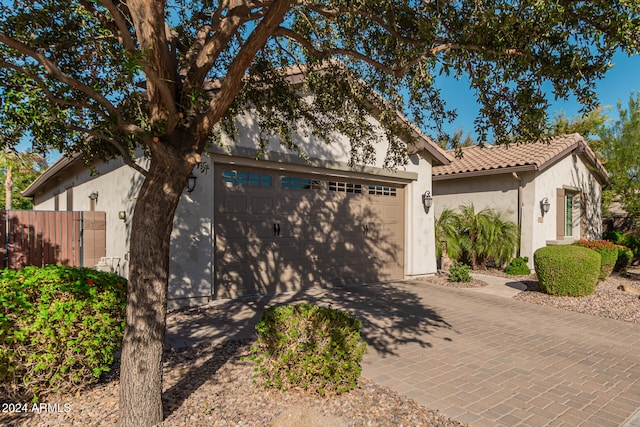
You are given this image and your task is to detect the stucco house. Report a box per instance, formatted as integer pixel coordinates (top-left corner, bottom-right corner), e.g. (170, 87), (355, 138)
(23, 98), (451, 308)
(431, 133), (609, 267)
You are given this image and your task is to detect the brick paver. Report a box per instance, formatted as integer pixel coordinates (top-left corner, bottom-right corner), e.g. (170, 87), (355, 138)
(166, 280), (640, 426)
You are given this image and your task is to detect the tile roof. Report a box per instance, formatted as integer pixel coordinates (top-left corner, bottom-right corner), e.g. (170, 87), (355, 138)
(432, 133), (608, 182)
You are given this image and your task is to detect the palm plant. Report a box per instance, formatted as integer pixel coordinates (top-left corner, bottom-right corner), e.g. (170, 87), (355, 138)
(434, 207), (462, 261)
(435, 204), (518, 269)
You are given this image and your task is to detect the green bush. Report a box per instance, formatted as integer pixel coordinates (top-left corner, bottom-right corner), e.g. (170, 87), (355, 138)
(534, 245), (600, 296)
(0, 265), (127, 401)
(504, 256), (531, 275)
(448, 261), (472, 282)
(602, 230), (624, 244)
(573, 239), (619, 279)
(613, 245), (634, 272)
(250, 303), (366, 395)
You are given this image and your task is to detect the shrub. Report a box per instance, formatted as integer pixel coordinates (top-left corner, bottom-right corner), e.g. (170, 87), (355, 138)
(602, 230), (624, 244)
(534, 245), (600, 296)
(504, 256), (531, 275)
(620, 234), (640, 256)
(573, 240), (619, 279)
(613, 245), (634, 272)
(448, 261), (472, 282)
(435, 204), (518, 269)
(250, 303), (366, 395)
(0, 265), (127, 401)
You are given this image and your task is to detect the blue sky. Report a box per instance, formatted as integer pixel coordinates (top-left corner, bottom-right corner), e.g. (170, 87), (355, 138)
(435, 50), (640, 140)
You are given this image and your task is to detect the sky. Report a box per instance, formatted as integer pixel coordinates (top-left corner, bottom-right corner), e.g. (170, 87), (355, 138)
(435, 50), (640, 140)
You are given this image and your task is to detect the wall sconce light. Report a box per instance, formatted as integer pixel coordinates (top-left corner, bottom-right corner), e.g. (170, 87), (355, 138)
(186, 172), (197, 193)
(540, 197), (551, 216)
(118, 211), (126, 221)
(422, 190), (433, 213)
(88, 191), (99, 201)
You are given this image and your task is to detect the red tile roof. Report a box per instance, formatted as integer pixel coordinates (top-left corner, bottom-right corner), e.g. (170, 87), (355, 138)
(432, 133), (608, 182)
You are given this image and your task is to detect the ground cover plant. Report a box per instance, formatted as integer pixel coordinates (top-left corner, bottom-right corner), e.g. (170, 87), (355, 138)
(250, 303), (366, 396)
(504, 256), (531, 275)
(573, 239), (619, 279)
(534, 245), (600, 296)
(0, 265), (127, 401)
(448, 261), (472, 282)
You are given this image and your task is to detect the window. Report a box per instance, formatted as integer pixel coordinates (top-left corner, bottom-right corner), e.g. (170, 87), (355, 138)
(281, 176), (321, 190)
(328, 181), (362, 193)
(565, 194), (573, 237)
(223, 170), (272, 187)
(368, 185), (397, 197)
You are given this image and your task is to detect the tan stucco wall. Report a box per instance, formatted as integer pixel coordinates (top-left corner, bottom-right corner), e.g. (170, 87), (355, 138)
(433, 174), (519, 222)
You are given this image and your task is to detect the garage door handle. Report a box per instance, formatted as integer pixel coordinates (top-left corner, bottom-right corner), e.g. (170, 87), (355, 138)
(273, 222), (281, 237)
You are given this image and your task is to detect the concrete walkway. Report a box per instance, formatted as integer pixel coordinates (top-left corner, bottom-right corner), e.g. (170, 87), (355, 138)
(166, 277), (640, 427)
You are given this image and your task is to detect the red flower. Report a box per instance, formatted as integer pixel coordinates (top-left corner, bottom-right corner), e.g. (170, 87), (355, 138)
(87, 280), (95, 287)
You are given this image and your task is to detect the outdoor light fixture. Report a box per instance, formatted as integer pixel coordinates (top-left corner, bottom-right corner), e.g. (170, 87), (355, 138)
(422, 190), (433, 213)
(88, 191), (98, 201)
(118, 211), (126, 221)
(540, 197), (551, 216)
(186, 172), (197, 193)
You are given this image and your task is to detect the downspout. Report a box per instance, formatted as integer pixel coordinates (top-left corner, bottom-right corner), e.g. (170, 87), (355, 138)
(512, 172), (523, 258)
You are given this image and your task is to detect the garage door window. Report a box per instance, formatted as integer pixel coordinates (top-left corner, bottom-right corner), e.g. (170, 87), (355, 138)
(368, 185), (397, 196)
(281, 176), (321, 190)
(223, 170), (272, 186)
(329, 181), (363, 193)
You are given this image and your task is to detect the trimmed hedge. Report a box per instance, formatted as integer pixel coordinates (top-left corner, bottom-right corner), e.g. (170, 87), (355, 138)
(0, 265), (127, 401)
(573, 240), (618, 279)
(250, 303), (366, 395)
(534, 245), (600, 296)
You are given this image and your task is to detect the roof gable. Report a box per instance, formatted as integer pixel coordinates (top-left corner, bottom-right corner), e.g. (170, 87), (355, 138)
(432, 133), (608, 183)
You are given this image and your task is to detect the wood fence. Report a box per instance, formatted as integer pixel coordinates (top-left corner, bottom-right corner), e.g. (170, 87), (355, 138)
(0, 210), (106, 270)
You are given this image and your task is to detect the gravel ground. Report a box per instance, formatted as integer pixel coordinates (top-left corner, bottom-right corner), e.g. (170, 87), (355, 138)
(3, 340), (466, 427)
(3, 268), (639, 427)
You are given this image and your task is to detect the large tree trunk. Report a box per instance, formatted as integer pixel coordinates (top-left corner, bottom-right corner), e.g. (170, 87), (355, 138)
(118, 144), (192, 427)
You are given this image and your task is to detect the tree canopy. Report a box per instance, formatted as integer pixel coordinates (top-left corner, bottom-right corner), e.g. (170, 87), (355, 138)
(0, 149), (47, 210)
(1, 1), (640, 426)
(600, 92), (640, 219)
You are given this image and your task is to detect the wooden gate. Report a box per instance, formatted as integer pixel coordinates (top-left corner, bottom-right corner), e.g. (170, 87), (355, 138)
(0, 210), (106, 270)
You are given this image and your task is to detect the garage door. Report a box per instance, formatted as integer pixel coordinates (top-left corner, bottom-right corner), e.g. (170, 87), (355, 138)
(214, 165), (404, 299)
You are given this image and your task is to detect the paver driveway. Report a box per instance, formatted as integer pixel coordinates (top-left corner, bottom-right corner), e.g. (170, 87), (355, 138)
(166, 280), (640, 427)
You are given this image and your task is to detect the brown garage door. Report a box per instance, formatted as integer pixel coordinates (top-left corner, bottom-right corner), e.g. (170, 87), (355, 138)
(214, 165), (404, 299)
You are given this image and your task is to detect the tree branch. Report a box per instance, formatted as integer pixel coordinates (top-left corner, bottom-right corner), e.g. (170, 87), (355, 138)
(0, 60), (112, 120)
(66, 124), (150, 177)
(297, 2), (431, 47)
(0, 34), (124, 118)
(274, 27), (523, 77)
(194, 0), (291, 146)
(79, 0), (138, 55)
(185, 1), (259, 88)
(126, 0), (179, 130)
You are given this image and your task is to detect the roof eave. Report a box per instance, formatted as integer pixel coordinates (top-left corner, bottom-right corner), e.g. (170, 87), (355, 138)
(21, 153), (83, 198)
(433, 164), (537, 181)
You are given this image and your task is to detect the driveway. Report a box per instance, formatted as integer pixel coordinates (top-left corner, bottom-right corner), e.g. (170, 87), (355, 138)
(166, 280), (640, 426)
